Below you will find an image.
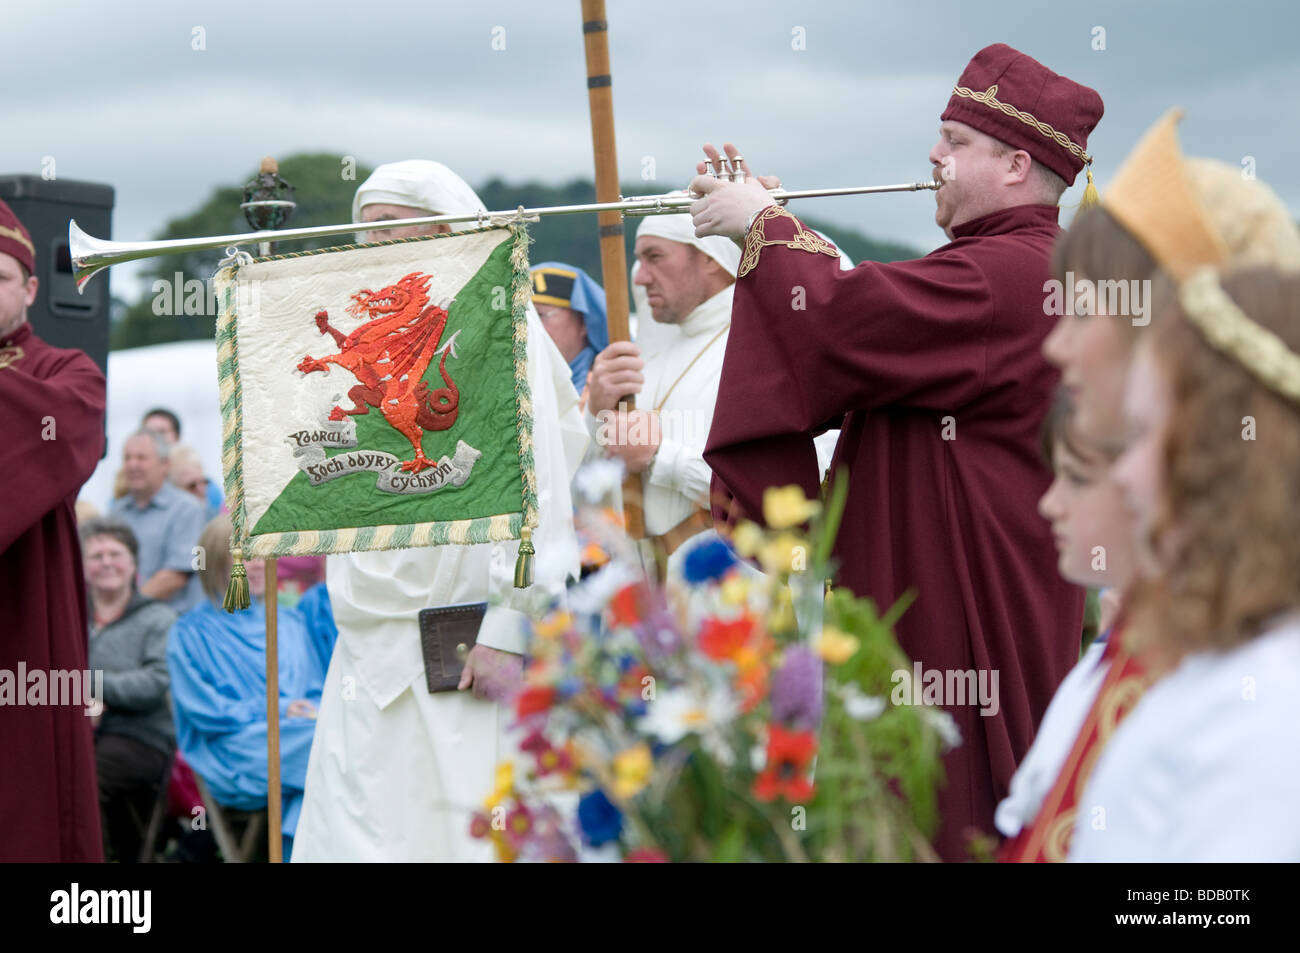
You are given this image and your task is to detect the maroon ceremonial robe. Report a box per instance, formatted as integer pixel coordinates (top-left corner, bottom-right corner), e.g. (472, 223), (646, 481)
(704, 204), (1084, 860)
(0, 321), (106, 861)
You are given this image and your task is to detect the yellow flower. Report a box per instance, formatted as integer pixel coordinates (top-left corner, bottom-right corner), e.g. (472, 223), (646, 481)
(733, 644), (762, 674)
(484, 761), (514, 809)
(815, 626), (860, 665)
(767, 587), (796, 633)
(533, 611), (573, 640)
(612, 743), (653, 800)
(763, 485), (821, 530)
(720, 575), (750, 606)
(730, 521), (764, 558)
(490, 828), (518, 864)
(758, 534), (805, 575)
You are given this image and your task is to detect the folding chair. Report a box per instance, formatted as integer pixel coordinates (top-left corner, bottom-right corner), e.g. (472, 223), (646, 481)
(132, 750), (176, 863)
(191, 772), (269, 863)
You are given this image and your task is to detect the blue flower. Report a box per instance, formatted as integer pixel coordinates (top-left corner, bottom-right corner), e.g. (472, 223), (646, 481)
(682, 538), (738, 584)
(577, 789), (624, 847)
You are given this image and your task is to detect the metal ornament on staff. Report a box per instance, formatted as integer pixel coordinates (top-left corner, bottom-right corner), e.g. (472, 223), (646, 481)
(68, 181), (940, 292)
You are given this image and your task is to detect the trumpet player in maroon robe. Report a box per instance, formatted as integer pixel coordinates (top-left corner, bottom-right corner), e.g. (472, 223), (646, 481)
(0, 198), (106, 861)
(690, 45), (1101, 859)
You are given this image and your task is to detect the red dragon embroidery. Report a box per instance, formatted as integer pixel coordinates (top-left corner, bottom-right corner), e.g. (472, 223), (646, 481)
(297, 271), (460, 473)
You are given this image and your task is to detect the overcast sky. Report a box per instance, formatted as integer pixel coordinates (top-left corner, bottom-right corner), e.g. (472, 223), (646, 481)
(6, 0), (1297, 300)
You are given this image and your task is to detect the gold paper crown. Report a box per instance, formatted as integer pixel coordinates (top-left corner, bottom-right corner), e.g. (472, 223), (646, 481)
(1180, 268), (1300, 406)
(1101, 109), (1229, 280)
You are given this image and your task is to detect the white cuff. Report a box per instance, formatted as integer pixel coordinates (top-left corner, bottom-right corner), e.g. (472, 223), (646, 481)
(647, 436), (683, 491)
(476, 605), (529, 655)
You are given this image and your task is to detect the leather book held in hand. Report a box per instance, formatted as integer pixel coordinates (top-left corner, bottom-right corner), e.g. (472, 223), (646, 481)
(418, 602), (488, 693)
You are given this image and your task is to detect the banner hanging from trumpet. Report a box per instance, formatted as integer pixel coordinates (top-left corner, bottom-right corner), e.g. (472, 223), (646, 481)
(213, 224), (538, 573)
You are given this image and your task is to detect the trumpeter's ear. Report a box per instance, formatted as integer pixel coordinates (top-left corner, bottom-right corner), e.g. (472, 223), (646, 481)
(1006, 150), (1033, 186)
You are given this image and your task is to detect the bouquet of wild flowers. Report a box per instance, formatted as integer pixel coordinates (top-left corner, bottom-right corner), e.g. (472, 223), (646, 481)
(472, 464), (953, 862)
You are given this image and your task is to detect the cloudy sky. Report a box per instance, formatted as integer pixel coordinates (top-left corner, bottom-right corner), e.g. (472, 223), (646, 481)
(6, 0), (1297, 300)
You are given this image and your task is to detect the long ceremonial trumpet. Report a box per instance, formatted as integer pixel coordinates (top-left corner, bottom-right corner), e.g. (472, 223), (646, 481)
(69, 179), (940, 292)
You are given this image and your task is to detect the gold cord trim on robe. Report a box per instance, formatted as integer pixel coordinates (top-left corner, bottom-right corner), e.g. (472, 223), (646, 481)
(1021, 638), (1154, 863)
(653, 323), (729, 413)
(952, 84), (1093, 166)
(0, 345), (24, 370)
(738, 206), (841, 278)
(1180, 267), (1300, 405)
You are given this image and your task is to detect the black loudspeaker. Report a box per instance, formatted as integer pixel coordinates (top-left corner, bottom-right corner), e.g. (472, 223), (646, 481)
(0, 175), (114, 375)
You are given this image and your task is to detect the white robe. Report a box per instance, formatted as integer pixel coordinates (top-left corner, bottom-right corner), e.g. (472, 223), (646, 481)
(994, 638), (1110, 838)
(587, 285), (734, 539)
(292, 307), (585, 862)
(1068, 612), (1300, 861)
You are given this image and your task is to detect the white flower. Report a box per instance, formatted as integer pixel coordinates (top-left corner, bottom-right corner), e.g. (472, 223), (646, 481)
(572, 459), (626, 504)
(923, 708), (962, 751)
(637, 686), (736, 747)
(567, 562), (638, 616)
(840, 683), (887, 722)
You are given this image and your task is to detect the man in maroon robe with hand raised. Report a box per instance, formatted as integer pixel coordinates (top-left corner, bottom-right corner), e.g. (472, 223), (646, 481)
(690, 44), (1100, 859)
(0, 198), (106, 861)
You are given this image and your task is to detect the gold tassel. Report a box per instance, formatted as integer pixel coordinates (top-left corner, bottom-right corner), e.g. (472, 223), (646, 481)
(223, 547), (250, 612)
(514, 526), (535, 589)
(1078, 166), (1100, 210)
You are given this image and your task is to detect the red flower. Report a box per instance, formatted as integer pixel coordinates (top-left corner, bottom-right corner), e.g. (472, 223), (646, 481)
(618, 664), (650, 700)
(624, 848), (669, 863)
(698, 616), (754, 661)
(505, 804), (534, 845)
(469, 812), (492, 839)
(735, 664), (769, 713)
(516, 686), (557, 719)
(521, 729), (575, 777)
(753, 725), (817, 802)
(609, 584), (646, 627)
(520, 728), (550, 755)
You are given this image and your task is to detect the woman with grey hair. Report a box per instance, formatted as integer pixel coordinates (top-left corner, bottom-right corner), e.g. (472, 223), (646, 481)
(82, 516), (178, 862)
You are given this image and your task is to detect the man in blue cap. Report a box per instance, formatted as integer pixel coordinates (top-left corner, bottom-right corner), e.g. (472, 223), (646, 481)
(531, 262), (607, 406)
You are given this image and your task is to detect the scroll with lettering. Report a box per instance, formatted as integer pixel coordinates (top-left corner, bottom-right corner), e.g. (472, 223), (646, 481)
(212, 225), (537, 586)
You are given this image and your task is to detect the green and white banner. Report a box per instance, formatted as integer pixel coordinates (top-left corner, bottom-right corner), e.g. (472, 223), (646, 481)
(213, 225), (537, 559)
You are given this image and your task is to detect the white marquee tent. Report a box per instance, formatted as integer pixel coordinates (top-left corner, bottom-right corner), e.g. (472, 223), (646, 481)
(80, 340), (225, 514)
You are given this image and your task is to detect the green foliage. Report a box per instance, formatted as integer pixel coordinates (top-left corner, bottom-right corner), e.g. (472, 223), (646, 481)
(112, 155), (922, 351)
(816, 586), (945, 861)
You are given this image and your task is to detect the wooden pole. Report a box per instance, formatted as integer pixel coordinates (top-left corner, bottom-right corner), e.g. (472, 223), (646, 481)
(258, 232), (283, 864)
(264, 556), (282, 863)
(581, 0), (644, 538)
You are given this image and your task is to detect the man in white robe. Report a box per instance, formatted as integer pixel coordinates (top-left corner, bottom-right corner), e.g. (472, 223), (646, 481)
(586, 213), (737, 564)
(292, 160), (586, 862)
(589, 213), (848, 571)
